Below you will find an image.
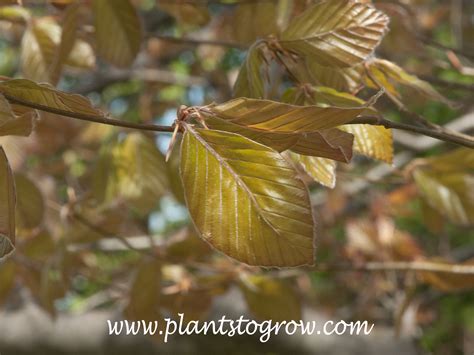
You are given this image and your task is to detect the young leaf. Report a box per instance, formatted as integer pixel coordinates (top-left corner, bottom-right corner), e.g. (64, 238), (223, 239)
(289, 129), (354, 163)
(279, 0), (389, 67)
(92, 0), (142, 67)
(341, 124), (393, 163)
(93, 133), (169, 215)
(291, 153), (337, 188)
(49, 2), (80, 84)
(366, 59), (453, 107)
(232, 2), (278, 44)
(21, 17), (59, 83)
(233, 43), (267, 99)
(208, 98), (365, 133)
(0, 94), (34, 137)
(0, 147), (15, 259)
(206, 115), (354, 163)
(240, 275), (302, 321)
(180, 125), (315, 267)
(413, 170), (474, 226)
(0, 79), (104, 117)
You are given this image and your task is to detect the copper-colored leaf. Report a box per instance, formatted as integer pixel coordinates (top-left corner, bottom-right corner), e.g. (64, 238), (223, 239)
(0, 146), (15, 259)
(180, 125), (315, 267)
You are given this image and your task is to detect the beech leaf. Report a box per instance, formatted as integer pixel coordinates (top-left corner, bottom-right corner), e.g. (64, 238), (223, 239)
(180, 125), (315, 267)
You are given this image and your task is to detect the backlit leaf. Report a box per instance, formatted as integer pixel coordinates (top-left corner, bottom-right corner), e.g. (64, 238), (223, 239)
(413, 167), (474, 226)
(291, 153), (337, 188)
(240, 275), (302, 321)
(280, 0), (389, 67)
(232, 2), (278, 44)
(180, 125), (315, 267)
(341, 124), (393, 163)
(93, 133), (169, 214)
(0, 79), (104, 117)
(207, 97), (365, 133)
(365, 59), (453, 107)
(0, 146), (15, 259)
(92, 0), (142, 67)
(233, 43), (267, 99)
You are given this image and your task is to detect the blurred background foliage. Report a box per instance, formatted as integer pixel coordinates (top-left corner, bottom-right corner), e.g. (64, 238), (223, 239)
(0, 0), (473, 354)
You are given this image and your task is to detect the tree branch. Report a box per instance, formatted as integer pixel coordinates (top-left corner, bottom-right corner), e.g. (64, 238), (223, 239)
(352, 116), (474, 148)
(5, 93), (473, 148)
(312, 261), (474, 275)
(3, 94), (175, 133)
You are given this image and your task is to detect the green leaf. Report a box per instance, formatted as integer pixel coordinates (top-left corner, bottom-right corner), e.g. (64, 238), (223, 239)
(208, 97), (365, 133)
(289, 129), (354, 163)
(92, 0), (142, 67)
(93, 133), (169, 214)
(0, 5), (30, 22)
(0, 79), (104, 117)
(0, 94), (34, 137)
(240, 275), (302, 321)
(234, 43), (267, 99)
(279, 0), (389, 67)
(180, 125), (315, 267)
(0, 146), (15, 259)
(291, 153), (337, 188)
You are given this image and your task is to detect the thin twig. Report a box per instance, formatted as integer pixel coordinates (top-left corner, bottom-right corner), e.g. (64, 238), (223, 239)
(3, 93), (175, 133)
(351, 116), (474, 148)
(148, 34), (246, 49)
(311, 261), (474, 274)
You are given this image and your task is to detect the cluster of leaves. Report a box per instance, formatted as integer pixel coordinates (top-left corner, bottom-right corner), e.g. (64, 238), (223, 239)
(0, 0), (473, 352)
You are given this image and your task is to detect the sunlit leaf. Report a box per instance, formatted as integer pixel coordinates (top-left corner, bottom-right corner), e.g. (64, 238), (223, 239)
(291, 153), (337, 188)
(0, 79), (104, 117)
(92, 0), (142, 67)
(240, 275), (302, 321)
(234, 43), (267, 99)
(279, 0), (389, 67)
(341, 124), (393, 163)
(180, 125), (315, 267)
(93, 133), (169, 214)
(208, 97), (365, 133)
(0, 146), (15, 259)
(365, 59), (453, 107)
